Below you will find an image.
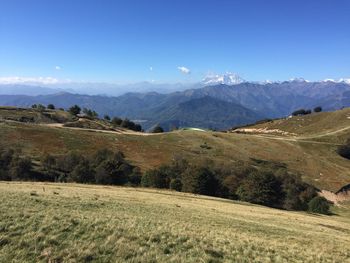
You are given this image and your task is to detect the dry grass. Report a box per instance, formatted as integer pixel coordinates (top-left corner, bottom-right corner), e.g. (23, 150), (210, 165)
(1, 182), (350, 262)
(0, 118), (350, 191)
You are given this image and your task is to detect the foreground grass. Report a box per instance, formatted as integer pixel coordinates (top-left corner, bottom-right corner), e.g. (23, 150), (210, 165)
(1, 182), (350, 262)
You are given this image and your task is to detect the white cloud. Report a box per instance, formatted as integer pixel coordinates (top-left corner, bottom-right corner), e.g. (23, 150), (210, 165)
(55, 66), (61, 70)
(0, 76), (68, 85)
(177, 66), (191, 74)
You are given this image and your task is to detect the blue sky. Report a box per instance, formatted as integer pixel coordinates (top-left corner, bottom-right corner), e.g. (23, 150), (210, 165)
(0, 0), (350, 83)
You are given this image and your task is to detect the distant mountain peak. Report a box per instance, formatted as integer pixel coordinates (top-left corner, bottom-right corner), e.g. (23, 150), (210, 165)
(289, 77), (309, 83)
(322, 78), (350, 84)
(202, 72), (245, 85)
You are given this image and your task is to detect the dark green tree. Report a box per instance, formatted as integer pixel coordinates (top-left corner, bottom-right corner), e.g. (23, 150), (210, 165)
(68, 105), (81, 115)
(236, 171), (283, 207)
(47, 104), (55, 110)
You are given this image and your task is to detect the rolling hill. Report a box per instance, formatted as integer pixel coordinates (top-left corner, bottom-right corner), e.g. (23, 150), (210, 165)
(0, 106), (349, 192)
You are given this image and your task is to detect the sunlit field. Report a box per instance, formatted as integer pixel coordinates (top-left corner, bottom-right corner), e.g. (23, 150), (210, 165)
(1, 182), (350, 262)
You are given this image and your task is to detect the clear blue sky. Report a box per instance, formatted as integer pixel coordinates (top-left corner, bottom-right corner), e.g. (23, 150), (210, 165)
(1, 0), (350, 83)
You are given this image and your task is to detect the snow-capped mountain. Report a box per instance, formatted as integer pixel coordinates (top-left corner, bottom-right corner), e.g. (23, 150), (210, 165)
(322, 78), (350, 84)
(202, 72), (245, 85)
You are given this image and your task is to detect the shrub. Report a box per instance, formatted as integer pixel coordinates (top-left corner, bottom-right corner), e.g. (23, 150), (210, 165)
(308, 196), (330, 214)
(47, 104), (55, 110)
(292, 109), (312, 116)
(152, 125), (164, 133)
(104, 115), (111, 121)
(111, 117), (123, 126)
(170, 178), (182, 191)
(337, 142), (350, 160)
(313, 106), (322, 113)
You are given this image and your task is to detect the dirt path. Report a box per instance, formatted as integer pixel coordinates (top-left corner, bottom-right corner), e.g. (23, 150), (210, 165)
(232, 124), (350, 146)
(41, 122), (159, 136)
(238, 134), (343, 146)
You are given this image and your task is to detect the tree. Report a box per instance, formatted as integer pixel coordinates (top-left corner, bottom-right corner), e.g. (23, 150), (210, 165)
(47, 104), (55, 110)
(152, 125), (164, 133)
(82, 108), (98, 118)
(182, 167), (218, 196)
(308, 196), (330, 214)
(37, 104), (46, 111)
(170, 178), (182, 191)
(313, 106), (322, 113)
(69, 159), (95, 183)
(9, 157), (32, 180)
(68, 105), (81, 115)
(31, 104), (38, 109)
(141, 166), (172, 188)
(111, 117), (122, 126)
(236, 171), (283, 207)
(104, 115), (111, 121)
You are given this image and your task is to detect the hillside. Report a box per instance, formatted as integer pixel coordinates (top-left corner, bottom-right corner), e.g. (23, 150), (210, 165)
(232, 107), (350, 143)
(1, 182), (350, 262)
(1, 107), (350, 192)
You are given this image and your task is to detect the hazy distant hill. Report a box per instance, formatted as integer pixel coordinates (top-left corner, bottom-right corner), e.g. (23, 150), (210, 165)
(0, 80), (350, 130)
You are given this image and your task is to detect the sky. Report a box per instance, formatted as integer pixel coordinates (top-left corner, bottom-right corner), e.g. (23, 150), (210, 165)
(0, 0), (350, 84)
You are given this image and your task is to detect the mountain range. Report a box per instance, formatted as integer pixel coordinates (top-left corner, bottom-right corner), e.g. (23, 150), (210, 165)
(1, 75), (350, 131)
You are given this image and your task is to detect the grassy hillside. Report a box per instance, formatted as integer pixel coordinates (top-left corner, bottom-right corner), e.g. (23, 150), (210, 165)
(1, 182), (350, 262)
(235, 108), (350, 143)
(1, 107), (350, 191)
(0, 106), (75, 123)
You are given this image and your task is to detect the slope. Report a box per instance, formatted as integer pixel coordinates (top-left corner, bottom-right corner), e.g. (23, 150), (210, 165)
(1, 182), (349, 262)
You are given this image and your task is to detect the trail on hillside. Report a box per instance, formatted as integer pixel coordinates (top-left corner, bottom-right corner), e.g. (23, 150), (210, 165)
(41, 122), (158, 136)
(232, 124), (350, 146)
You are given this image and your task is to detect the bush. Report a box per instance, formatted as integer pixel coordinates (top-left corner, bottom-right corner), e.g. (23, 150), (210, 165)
(292, 109), (312, 116)
(170, 178), (182, 191)
(313, 106), (322, 113)
(47, 104), (55, 110)
(104, 115), (111, 121)
(152, 125), (164, 133)
(337, 142), (350, 160)
(308, 196), (330, 214)
(111, 117), (123, 126)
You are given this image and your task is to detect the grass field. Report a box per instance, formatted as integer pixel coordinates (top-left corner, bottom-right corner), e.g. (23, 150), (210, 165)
(1, 182), (350, 262)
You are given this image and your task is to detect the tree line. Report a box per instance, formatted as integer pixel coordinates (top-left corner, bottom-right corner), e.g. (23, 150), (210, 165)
(0, 147), (330, 214)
